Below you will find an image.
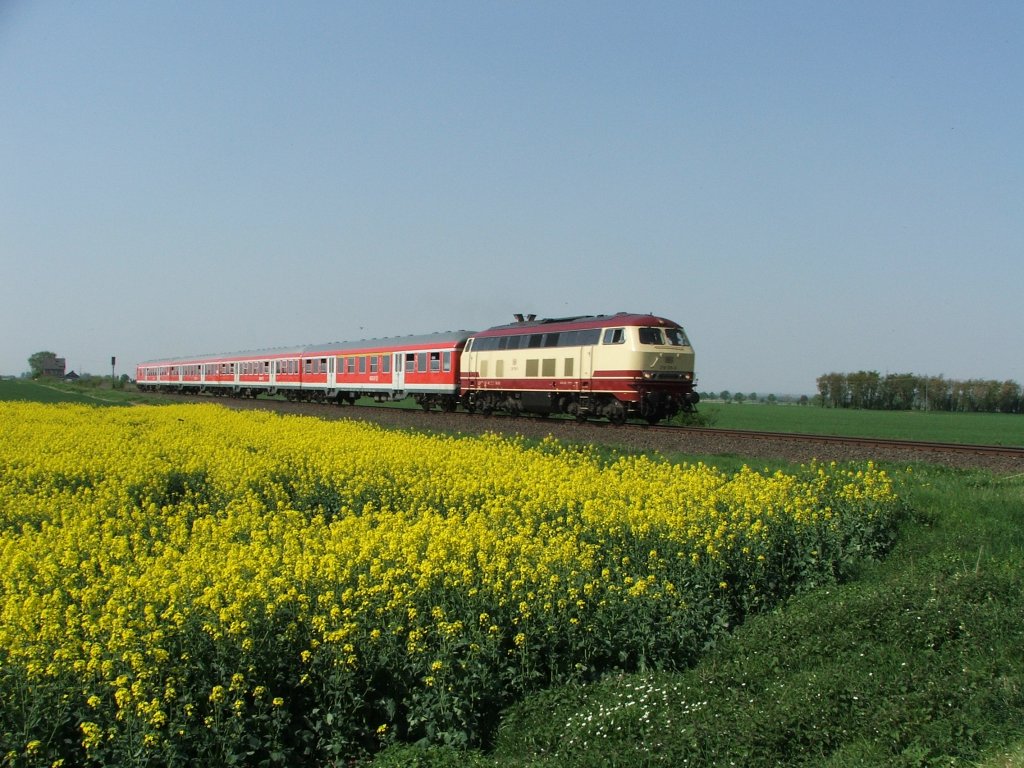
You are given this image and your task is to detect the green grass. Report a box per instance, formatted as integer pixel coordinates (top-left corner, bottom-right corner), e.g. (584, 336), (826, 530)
(16, 379), (1017, 448)
(368, 463), (1024, 767)
(0, 378), (159, 406)
(696, 403), (1024, 447)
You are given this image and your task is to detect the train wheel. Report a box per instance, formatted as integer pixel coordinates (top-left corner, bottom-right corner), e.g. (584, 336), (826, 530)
(607, 401), (627, 425)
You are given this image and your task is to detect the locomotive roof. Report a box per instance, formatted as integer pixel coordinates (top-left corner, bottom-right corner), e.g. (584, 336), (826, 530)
(473, 312), (682, 336)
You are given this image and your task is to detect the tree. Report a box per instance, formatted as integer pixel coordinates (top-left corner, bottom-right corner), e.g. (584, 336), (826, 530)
(28, 351), (59, 379)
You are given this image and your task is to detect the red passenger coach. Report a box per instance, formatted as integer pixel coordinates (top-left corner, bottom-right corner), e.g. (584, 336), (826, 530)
(303, 331), (470, 409)
(136, 332), (471, 409)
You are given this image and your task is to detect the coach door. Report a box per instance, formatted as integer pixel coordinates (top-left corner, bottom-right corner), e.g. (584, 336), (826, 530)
(393, 352), (405, 394)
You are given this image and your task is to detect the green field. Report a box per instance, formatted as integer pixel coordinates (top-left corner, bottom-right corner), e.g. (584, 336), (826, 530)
(696, 402), (1024, 447)
(2, 385), (1021, 766)
(0, 378), (157, 406)
(4, 378), (1022, 447)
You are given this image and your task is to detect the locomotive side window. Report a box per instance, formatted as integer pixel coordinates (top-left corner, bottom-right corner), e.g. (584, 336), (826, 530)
(603, 328), (625, 344)
(526, 359), (539, 377)
(542, 359), (556, 377)
(544, 333), (559, 347)
(528, 334), (543, 349)
(564, 358), (574, 376)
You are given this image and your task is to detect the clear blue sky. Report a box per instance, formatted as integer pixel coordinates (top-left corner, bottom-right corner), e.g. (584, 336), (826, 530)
(2, 2), (1021, 394)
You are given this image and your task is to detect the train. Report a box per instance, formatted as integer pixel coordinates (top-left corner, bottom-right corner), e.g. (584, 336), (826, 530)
(135, 312), (699, 424)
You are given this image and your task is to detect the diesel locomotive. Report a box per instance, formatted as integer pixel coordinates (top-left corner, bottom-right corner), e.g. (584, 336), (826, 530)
(136, 312), (699, 424)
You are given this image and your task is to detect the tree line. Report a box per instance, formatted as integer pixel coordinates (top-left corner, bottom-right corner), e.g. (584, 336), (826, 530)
(816, 371), (1022, 413)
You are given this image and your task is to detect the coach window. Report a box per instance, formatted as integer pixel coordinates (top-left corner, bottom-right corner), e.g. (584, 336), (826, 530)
(370, 356), (378, 374)
(382, 355), (391, 374)
(359, 356), (366, 375)
(443, 351), (452, 372)
(430, 352), (440, 372)
(417, 352), (428, 373)
(405, 353), (415, 373)
(603, 328), (625, 345)
(304, 359), (311, 374)
(346, 357), (354, 374)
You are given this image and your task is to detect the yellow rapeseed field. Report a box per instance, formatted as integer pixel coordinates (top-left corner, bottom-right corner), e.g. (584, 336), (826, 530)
(0, 402), (903, 766)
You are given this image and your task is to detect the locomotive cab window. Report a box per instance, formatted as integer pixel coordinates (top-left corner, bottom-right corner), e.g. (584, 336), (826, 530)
(665, 328), (690, 346)
(603, 328), (626, 345)
(638, 328), (664, 345)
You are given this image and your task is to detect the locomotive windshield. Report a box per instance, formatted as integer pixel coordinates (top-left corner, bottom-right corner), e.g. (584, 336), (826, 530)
(638, 327), (690, 347)
(664, 327), (690, 346)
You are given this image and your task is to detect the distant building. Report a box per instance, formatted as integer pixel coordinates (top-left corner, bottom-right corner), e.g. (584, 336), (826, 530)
(64, 370), (80, 382)
(38, 354), (66, 378)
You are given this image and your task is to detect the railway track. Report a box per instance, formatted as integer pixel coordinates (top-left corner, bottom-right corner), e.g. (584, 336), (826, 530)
(156, 394), (1024, 473)
(643, 425), (1024, 459)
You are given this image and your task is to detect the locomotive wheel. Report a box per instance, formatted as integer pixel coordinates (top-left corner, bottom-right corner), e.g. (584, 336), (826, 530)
(607, 401), (627, 425)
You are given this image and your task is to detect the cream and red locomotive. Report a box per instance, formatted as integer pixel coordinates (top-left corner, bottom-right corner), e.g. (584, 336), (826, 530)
(135, 312), (698, 424)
